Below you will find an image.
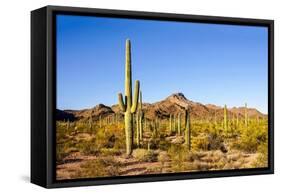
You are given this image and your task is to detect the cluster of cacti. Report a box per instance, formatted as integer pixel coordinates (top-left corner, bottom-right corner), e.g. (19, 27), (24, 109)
(118, 39), (140, 156)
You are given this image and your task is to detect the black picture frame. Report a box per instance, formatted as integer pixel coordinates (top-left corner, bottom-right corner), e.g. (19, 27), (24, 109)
(31, 5), (274, 188)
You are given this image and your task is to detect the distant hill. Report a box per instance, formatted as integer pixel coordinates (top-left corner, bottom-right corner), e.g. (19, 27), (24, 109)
(56, 92), (267, 121)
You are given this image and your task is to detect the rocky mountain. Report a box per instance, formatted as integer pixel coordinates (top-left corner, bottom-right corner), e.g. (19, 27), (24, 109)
(56, 93), (267, 121)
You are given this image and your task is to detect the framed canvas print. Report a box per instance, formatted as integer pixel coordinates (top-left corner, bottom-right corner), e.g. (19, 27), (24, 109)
(31, 5), (274, 188)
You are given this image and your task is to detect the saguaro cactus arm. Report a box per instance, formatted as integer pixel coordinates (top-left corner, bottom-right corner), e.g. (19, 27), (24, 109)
(118, 93), (127, 112)
(131, 80), (140, 113)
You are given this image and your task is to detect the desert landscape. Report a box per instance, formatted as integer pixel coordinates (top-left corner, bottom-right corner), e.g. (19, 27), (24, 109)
(56, 40), (268, 180)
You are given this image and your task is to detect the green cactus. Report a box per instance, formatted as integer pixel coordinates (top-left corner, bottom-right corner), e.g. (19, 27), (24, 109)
(256, 115), (259, 124)
(236, 112), (239, 127)
(118, 39), (140, 156)
(214, 110), (217, 128)
(173, 115), (176, 133)
(88, 111), (93, 129)
(144, 118), (147, 132)
(224, 104), (228, 131)
(169, 114), (173, 134)
(136, 114), (140, 147)
(245, 103), (248, 128)
(136, 91), (143, 147)
(139, 91), (143, 141)
(184, 108), (191, 150)
(153, 119), (158, 137)
(99, 115), (102, 128)
(177, 113), (181, 135)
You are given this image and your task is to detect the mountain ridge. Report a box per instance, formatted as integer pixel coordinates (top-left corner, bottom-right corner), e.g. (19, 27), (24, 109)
(57, 93), (267, 121)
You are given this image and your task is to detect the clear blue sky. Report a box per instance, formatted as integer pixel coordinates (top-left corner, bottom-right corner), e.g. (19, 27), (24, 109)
(56, 14), (268, 114)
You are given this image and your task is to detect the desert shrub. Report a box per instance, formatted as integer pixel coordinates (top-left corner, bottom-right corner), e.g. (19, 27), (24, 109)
(186, 151), (201, 162)
(77, 140), (99, 155)
(113, 136), (125, 150)
(70, 157), (120, 179)
(238, 126), (267, 152)
(193, 160), (213, 171)
(94, 128), (111, 149)
(192, 135), (209, 151)
(100, 148), (122, 156)
(56, 144), (69, 163)
(132, 149), (158, 162)
(252, 142), (268, 168)
(168, 144), (191, 172)
(158, 151), (170, 164)
(159, 139), (171, 150)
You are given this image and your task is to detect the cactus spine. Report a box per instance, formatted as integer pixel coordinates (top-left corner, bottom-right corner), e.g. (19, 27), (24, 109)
(184, 108), (191, 150)
(224, 105), (228, 131)
(118, 39), (140, 156)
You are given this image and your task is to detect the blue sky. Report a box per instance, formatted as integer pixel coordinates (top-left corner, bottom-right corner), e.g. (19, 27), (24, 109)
(56, 14), (268, 113)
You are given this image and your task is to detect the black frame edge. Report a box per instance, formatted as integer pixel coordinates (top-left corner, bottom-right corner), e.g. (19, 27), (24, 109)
(31, 6), (48, 188)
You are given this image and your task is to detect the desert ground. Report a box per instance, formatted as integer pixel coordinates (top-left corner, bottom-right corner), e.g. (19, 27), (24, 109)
(56, 93), (268, 180)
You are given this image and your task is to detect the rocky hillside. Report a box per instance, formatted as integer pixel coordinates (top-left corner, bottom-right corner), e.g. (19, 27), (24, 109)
(57, 93), (267, 121)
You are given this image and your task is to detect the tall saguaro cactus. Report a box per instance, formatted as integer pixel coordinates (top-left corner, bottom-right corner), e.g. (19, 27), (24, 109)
(118, 39), (140, 156)
(184, 108), (191, 150)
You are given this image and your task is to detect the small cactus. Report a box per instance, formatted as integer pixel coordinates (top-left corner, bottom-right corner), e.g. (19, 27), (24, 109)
(236, 112), (239, 127)
(184, 108), (191, 150)
(173, 115), (176, 133)
(177, 113), (181, 135)
(214, 110), (217, 128)
(245, 103), (248, 128)
(224, 104), (228, 131)
(169, 114), (173, 134)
